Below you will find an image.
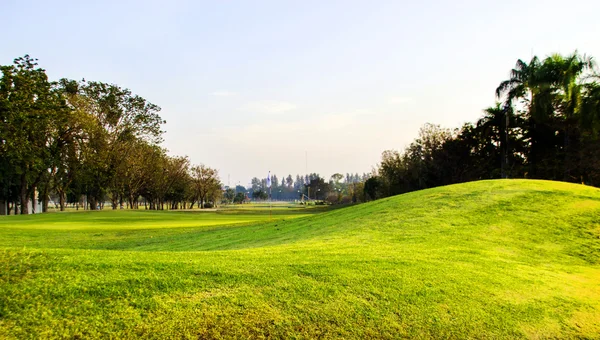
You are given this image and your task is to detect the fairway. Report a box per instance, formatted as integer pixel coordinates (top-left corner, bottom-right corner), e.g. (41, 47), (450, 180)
(0, 204), (315, 230)
(1, 180), (600, 338)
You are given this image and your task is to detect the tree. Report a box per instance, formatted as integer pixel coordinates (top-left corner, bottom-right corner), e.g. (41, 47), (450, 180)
(544, 52), (595, 180)
(306, 175), (330, 200)
(251, 177), (262, 191)
(191, 164), (220, 209)
(233, 192), (246, 204)
(252, 189), (268, 200)
(1, 55), (230, 214)
(224, 188), (235, 203)
(364, 176), (381, 201)
(0, 55), (57, 214)
(578, 81), (600, 184)
(476, 103), (517, 178)
(271, 174), (279, 191)
(496, 56), (560, 178)
(47, 79), (100, 211)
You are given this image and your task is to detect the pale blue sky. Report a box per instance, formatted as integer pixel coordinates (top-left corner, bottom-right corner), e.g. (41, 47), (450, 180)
(3, 0), (600, 186)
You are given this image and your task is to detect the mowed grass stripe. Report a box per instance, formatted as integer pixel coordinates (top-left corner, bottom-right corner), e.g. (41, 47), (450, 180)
(0, 208), (314, 230)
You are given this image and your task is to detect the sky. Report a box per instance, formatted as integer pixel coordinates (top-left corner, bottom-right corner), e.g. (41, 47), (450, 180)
(3, 0), (600, 187)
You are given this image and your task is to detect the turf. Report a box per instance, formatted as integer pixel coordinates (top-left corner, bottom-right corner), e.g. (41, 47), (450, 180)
(1, 179), (599, 338)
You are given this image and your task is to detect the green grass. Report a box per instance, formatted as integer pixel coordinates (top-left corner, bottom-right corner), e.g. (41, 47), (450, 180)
(1, 179), (599, 338)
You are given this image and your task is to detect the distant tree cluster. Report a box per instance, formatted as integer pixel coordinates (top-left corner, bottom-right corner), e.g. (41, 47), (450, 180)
(0, 55), (222, 214)
(244, 172), (370, 204)
(370, 51), (600, 199)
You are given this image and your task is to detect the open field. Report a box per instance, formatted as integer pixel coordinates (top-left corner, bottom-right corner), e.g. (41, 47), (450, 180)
(0, 205), (322, 251)
(1, 180), (600, 338)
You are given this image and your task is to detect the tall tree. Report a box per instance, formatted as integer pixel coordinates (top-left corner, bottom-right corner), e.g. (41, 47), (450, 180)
(0, 55), (56, 214)
(544, 52), (595, 180)
(191, 164), (220, 209)
(477, 103), (518, 178)
(496, 56), (557, 178)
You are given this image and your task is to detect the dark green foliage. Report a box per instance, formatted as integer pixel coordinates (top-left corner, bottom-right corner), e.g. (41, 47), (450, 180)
(377, 51), (600, 198)
(252, 189), (268, 200)
(0, 56), (221, 214)
(363, 176), (381, 200)
(233, 192), (246, 203)
(223, 188), (235, 203)
(0, 55), (58, 214)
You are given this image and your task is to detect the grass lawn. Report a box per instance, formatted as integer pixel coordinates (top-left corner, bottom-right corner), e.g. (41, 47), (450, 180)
(1, 179), (599, 338)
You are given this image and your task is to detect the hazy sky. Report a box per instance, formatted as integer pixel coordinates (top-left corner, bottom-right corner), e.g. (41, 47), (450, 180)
(3, 0), (600, 187)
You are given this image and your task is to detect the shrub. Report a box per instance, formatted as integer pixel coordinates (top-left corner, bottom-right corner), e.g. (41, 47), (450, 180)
(339, 195), (353, 204)
(325, 193), (339, 204)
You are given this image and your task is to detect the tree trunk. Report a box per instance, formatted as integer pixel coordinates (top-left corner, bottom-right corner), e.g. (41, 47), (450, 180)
(20, 173), (28, 215)
(111, 195), (118, 210)
(59, 191), (66, 211)
(564, 118), (572, 182)
(42, 195), (49, 213)
(528, 120), (537, 178)
(31, 189), (36, 214)
(40, 183), (50, 213)
(89, 197), (97, 211)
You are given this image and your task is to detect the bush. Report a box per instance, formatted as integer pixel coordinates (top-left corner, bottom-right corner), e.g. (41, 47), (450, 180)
(339, 195), (353, 204)
(325, 193), (339, 204)
(203, 202), (214, 208)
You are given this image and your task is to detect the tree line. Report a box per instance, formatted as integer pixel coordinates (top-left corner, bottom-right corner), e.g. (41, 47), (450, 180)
(6, 51), (595, 212)
(0, 55), (222, 214)
(368, 51), (600, 199)
(237, 172), (370, 203)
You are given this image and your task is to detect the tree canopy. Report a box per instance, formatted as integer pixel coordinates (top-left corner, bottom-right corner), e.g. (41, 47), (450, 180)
(0, 55), (221, 214)
(372, 51), (600, 199)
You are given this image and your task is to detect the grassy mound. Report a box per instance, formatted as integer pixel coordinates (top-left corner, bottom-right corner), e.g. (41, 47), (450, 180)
(1, 179), (599, 338)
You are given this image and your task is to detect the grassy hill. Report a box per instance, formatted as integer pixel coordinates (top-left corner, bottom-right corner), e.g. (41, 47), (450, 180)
(1, 180), (599, 338)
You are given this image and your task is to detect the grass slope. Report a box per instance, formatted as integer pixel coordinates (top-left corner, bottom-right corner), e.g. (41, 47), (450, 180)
(1, 180), (599, 338)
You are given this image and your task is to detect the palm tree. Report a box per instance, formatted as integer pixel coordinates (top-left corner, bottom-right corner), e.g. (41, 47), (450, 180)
(580, 80), (600, 131)
(477, 103), (512, 178)
(542, 52), (595, 180)
(496, 56), (556, 178)
(496, 57), (539, 108)
(579, 79), (600, 185)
